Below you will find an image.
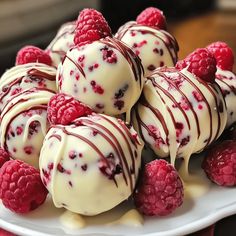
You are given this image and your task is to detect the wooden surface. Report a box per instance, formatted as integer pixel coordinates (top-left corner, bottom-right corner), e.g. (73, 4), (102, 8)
(168, 9), (236, 72)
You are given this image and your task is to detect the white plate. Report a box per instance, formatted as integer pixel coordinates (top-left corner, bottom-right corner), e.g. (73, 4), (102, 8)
(1, 155), (236, 236)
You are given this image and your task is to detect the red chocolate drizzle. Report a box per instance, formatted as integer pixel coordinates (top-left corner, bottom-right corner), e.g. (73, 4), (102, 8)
(27, 68), (56, 81)
(155, 70), (200, 138)
(48, 114), (139, 190)
(64, 50), (86, 78)
(78, 117), (131, 189)
(179, 72), (220, 146)
(116, 22), (179, 66)
(51, 125), (115, 179)
(0, 67), (55, 113)
(3, 105), (48, 152)
(48, 134), (62, 141)
(151, 76), (191, 130)
(1, 87), (55, 115)
(138, 94), (169, 140)
(100, 37), (144, 88)
(216, 75), (236, 96)
(0, 76), (23, 105)
(135, 68), (225, 160)
(101, 115), (138, 182)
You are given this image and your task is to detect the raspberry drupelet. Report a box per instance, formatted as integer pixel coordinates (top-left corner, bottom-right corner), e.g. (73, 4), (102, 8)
(176, 48), (216, 83)
(47, 93), (93, 125)
(16, 46), (52, 66)
(0, 148), (10, 168)
(134, 159), (184, 216)
(136, 7), (167, 30)
(202, 140), (236, 186)
(0, 160), (48, 213)
(74, 8), (112, 46)
(207, 41), (234, 71)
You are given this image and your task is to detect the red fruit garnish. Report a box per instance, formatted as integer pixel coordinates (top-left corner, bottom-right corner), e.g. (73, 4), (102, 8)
(47, 93), (92, 125)
(207, 41), (234, 71)
(136, 7), (167, 30)
(0, 160), (48, 213)
(202, 140), (236, 186)
(0, 228), (15, 236)
(16, 46), (52, 66)
(74, 8), (112, 46)
(0, 148), (10, 168)
(134, 159), (184, 216)
(176, 48), (217, 83)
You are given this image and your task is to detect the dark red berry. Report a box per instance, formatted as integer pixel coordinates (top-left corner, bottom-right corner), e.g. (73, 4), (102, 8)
(74, 8), (112, 46)
(176, 48), (217, 83)
(136, 7), (167, 30)
(202, 140), (236, 186)
(207, 41), (234, 71)
(16, 46), (52, 66)
(134, 159), (184, 216)
(47, 93), (92, 125)
(0, 148), (10, 168)
(0, 160), (48, 213)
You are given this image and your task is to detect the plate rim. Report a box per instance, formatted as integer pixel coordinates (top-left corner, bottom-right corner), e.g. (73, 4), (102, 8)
(1, 200), (236, 236)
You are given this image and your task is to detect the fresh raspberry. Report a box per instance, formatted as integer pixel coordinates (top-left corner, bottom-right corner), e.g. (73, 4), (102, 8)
(0, 148), (10, 168)
(16, 45), (52, 66)
(136, 7), (167, 30)
(0, 229), (15, 236)
(207, 42), (234, 71)
(0, 160), (48, 213)
(134, 159), (184, 216)
(74, 8), (112, 46)
(176, 48), (217, 83)
(202, 140), (236, 186)
(47, 93), (93, 125)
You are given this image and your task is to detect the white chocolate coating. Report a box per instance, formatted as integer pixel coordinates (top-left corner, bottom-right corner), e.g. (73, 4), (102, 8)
(57, 37), (144, 120)
(0, 88), (55, 168)
(0, 63), (57, 113)
(132, 67), (227, 166)
(46, 21), (76, 67)
(215, 67), (236, 127)
(116, 21), (178, 77)
(39, 113), (143, 216)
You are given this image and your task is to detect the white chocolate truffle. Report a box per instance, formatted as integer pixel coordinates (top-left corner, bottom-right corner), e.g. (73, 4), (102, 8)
(0, 88), (55, 168)
(0, 63), (57, 113)
(39, 113), (143, 216)
(132, 67), (227, 165)
(46, 21), (76, 67)
(57, 37), (144, 120)
(116, 21), (178, 77)
(215, 67), (236, 127)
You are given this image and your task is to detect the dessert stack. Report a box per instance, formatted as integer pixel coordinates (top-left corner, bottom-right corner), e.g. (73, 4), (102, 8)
(0, 6), (235, 224)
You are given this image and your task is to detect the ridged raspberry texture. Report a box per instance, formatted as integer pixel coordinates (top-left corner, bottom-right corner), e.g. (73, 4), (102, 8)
(47, 93), (93, 125)
(136, 7), (167, 30)
(16, 45), (52, 66)
(134, 159), (184, 216)
(0, 160), (48, 213)
(176, 48), (217, 83)
(202, 140), (236, 186)
(207, 41), (234, 71)
(0, 148), (10, 168)
(74, 8), (112, 46)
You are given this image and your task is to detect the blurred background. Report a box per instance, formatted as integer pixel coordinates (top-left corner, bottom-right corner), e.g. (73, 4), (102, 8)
(0, 0), (235, 74)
